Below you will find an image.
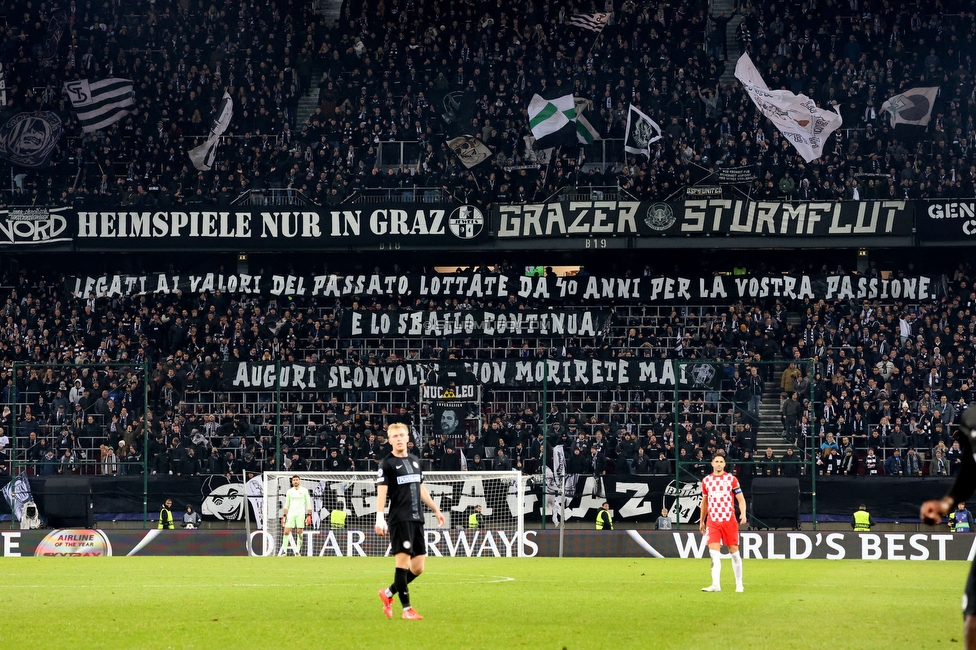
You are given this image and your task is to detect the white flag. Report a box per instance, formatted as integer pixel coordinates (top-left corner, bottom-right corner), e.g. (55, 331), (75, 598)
(189, 90), (234, 171)
(528, 93), (578, 149)
(245, 475), (264, 529)
(566, 13), (611, 33)
(734, 53), (842, 163)
(623, 104), (662, 157)
(881, 86), (939, 127)
(2, 473), (34, 522)
(63, 78), (135, 133)
(553, 443), (566, 477)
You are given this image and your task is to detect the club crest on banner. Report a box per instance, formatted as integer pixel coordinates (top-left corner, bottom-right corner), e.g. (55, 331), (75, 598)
(448, 205), (485, 240)
(644, 203), (675, 231)
(0, 112), (62, 168)
(689, 363), (717, 388)
(663, 480), (702, 524)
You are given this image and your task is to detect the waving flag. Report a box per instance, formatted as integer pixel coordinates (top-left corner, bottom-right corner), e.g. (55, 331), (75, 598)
(189, 90), (234, 171)
(623, 104), (662, 157)
(881, 87), (939, 127)
(2, 473), (34, 522)
(567, 13), (610, 33)
(574, 97), (602, 145)
(0, 112), (62, 168)
(448, 135), (493, 168)
(734, 53), (842, 162)
(64, 78), (135, 133)
(528, 93), (578, 149)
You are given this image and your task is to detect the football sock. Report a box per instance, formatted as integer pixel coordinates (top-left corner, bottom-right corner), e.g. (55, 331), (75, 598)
(709, 549), (722, 587)
(394, 567), (411, 608)
(387, 570), (418, 597)
(731, 551), (743, 586)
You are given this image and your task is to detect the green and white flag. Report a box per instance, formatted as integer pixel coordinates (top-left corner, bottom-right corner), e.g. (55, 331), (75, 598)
(574, 97), (601, 145)
(528, 93), (578, 149)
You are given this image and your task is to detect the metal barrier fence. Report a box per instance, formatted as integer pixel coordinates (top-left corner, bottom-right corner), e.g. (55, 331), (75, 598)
(1, 356), (958, 529)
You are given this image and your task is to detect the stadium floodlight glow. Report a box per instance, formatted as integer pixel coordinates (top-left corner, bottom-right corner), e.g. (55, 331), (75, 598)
(258, 471), (529, 558)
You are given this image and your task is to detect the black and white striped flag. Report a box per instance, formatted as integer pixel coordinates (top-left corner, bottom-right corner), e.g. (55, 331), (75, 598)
(189, 91), (234, 171)
(566, 13), (610, 33)
(64, 78), (135, 133)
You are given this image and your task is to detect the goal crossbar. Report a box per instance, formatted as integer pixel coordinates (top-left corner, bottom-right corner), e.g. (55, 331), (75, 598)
(258, 471), (528, 557)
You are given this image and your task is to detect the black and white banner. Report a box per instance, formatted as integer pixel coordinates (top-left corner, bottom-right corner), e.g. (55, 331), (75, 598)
(69, 204), (486, 249)
(64, 78), (135, 134)
(421, 384), (478, 401)
(496, 200), (913, 237)
(917, 200), (976, 242)
(0, 112), (62, 168)
(421, 363), (479, 401)
(433, 402), (466, 437)
(717, 166), (758, 184)
(70, 272), (940, 304)
(224, 359), (723, 391)
(685, 186), (723, 198)
(668, 199), (913, 237)
(0, 201), (951, 249)
(37, 10), (67, 66)
(339, 309), (611, 338)
(0, 207), (72, 246)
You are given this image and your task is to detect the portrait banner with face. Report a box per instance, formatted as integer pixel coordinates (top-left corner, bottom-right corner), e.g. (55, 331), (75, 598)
(434, 401), (465, 437)
(448, 135), (493, 169)
(0, 112), (63, 168)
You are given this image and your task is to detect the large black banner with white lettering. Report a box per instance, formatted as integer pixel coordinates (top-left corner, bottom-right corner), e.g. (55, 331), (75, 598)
(495, 200), (913, 238)
(68, 203), (486, 250)
(68, 272), (942, 303)
(916, 200), (976, 243)
(223, 359), (724, 391)
(339, 309), (612, 338)
(535, 474), (947, 525)
(0, 206), (73, 248)
(0, 200), (959, 249)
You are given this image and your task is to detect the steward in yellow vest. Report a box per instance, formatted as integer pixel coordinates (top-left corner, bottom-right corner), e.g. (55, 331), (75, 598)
(852, 504), (874, 532)
(468, 505), (483, 529)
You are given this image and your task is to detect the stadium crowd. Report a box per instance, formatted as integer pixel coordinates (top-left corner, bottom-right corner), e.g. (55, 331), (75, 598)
(0, 256), (971, 485)
(0, 0), (975, 207)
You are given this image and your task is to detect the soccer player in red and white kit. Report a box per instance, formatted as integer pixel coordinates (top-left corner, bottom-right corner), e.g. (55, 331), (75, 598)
(699, 451), (747, 592)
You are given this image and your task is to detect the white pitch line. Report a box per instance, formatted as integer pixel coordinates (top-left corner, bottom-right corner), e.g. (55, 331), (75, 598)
(626, 530), (665, 558)
(3, 575), (517, 589)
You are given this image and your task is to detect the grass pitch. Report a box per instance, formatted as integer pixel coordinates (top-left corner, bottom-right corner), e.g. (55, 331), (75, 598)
(0, 557), (964, 649)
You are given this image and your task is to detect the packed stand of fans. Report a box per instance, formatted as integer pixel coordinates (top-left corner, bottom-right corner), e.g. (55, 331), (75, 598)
(0, 258), (973, 483)
(1, 0), (974, 208)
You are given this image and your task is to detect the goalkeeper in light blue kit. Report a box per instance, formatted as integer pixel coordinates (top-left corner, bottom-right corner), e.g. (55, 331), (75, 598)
(281, 475), (312, 552)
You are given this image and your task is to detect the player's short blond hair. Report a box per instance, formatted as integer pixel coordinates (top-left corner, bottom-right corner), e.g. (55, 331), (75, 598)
(388, 422), (409, 437)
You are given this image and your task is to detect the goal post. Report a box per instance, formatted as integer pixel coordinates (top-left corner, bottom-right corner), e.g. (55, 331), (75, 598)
(257, 471), (529, 557)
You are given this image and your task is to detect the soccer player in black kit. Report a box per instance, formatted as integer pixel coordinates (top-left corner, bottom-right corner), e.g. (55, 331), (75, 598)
(376, 422), (445, 620)
(922, 407), (976, 649)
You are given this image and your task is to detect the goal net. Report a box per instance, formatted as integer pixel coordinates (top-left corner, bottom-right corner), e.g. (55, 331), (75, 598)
(258, 471), (529, 557)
